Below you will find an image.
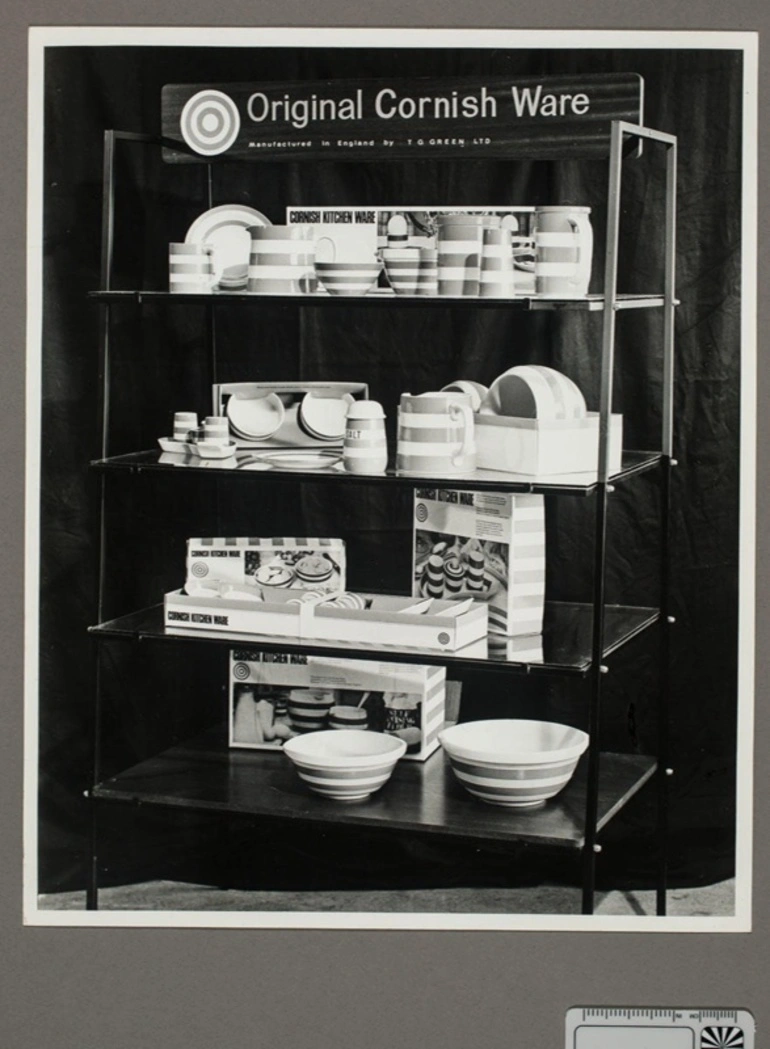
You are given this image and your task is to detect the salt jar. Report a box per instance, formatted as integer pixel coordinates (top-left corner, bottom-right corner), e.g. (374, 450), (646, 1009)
(343, 400), (388, 474)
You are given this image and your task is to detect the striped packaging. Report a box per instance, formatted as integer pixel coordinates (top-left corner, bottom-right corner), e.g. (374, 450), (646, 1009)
(412, 489), (545, 637)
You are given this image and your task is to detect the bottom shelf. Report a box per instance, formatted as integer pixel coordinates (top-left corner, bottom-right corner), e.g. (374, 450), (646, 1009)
(92, 729), (656, 850)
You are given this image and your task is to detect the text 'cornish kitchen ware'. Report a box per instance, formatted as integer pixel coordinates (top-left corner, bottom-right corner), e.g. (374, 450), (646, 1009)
(283, 729), (407, 801)
(439, 719), (589, 808)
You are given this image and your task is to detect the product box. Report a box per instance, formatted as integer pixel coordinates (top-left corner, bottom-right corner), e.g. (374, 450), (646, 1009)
(475, 412), (623, 479)
(164, 588), (489, 653)
(412, 488), (545, 637)
(229, 649), (447, 761)
(185, 537), (345, 599)
(212, 381), (369, 449)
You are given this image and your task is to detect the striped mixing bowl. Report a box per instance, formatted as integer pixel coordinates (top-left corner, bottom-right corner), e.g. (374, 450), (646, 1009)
(438, 719), (589, 808)
(283, 729), (406, 801)
(315, 261), (382, 296)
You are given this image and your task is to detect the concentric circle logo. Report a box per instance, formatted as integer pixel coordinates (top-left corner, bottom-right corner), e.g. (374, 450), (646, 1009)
(232, 662), (251, 681)
(180, 89), (241, 156)
(437, 631), (451, 646)
(191, 561), (209, 578)
(415, 503), (428, 524)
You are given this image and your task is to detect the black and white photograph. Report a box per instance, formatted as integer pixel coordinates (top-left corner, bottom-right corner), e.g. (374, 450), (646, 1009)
(25, 26), (756, 929)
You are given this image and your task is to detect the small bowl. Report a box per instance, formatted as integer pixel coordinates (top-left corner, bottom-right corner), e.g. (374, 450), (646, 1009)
(283, 729), (406, 801)
(439, 719), (589, 808)
(315, 261), (382, 297)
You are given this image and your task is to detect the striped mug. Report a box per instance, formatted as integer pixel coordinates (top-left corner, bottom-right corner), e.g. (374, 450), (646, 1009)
(396, 392), (476, 476)
(169, 243), (216, 294)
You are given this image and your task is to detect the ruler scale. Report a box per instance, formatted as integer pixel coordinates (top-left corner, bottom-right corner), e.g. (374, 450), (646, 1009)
(566, 1008), (755, 1049)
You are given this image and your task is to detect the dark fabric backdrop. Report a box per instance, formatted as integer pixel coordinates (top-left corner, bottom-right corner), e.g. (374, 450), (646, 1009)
(38, 45), (743, 896)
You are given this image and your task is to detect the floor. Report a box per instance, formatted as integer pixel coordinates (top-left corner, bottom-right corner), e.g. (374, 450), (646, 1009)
(38, 877), (736, 915)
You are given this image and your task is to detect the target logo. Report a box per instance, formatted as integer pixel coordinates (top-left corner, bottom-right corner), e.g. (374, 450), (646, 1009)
(190, 561), (209, 578)
(232, 662), (252, 681)
(702, 1027), (744, 1049)
(415, 503), (429, 524)
(180, 89), (241, 156)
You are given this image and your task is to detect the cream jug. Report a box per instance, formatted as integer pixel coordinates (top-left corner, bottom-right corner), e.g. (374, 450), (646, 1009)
(396, 391), (476, 476)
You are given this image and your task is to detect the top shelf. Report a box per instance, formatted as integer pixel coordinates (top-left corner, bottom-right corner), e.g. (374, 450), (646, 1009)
(89, 290), (668, 311)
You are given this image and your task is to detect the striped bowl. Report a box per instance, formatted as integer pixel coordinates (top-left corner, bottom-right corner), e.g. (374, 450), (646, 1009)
(283, 729), (407, 801)
(315, 261), (382, 296)
(439, 719), (589, 808)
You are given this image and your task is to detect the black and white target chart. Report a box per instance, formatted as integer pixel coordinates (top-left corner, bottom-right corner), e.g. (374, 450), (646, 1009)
(566, 1009), (755, 1049)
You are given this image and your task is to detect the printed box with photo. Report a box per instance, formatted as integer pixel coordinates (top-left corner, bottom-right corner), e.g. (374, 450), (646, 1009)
(229, 649), (447, 760)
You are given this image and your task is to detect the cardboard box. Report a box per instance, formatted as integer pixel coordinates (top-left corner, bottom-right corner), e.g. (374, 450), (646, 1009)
(412, 488), (545, 637)
(475, 411), (623, 478)
(229, 649), (446, 761)
(186, 537), (346, 598)
(164, 588), (489, 653)
(212, 381), (368, 449)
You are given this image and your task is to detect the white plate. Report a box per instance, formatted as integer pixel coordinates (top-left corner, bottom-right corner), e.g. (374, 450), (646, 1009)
(299, 391), (355, 441)
(257, 450), (343, 471)
(185, 205), (272, 286)
(226, 391), (285, 440)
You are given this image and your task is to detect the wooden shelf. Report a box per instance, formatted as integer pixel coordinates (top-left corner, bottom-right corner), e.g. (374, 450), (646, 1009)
(92, 727), (657, 850)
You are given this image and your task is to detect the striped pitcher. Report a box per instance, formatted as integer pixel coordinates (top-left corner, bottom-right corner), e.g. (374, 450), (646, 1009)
(396, 392), (476, 476)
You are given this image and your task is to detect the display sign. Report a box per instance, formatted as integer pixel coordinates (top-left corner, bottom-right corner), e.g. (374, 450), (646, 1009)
(161, 73), (643, 162)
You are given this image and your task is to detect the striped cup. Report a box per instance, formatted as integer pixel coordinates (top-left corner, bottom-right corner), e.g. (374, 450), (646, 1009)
(417, 247), (439, 296)
(169, 243), (216, 294)
(479, 228), (518, 298)
(381, 247), (422, 296)
(287, 689), (335, 733)
(436, 219), (483, 297)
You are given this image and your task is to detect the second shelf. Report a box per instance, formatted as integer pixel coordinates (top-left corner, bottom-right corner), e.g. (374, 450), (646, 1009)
(89, 601), (660, 675)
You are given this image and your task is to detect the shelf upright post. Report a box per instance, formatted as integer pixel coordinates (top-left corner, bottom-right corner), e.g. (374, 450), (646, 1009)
(88, 129), (118, 910)
(656, 133), (678, 916)
(581, 119), (625, 915)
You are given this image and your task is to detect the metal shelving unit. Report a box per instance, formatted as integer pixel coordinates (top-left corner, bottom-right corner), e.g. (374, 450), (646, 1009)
(86, 118), (677, 916)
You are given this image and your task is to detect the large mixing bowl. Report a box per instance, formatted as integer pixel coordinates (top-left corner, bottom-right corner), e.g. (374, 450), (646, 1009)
(439, 719), (589, 808)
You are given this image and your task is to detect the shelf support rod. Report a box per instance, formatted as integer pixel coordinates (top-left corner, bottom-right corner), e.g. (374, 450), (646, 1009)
(655, 135), (677, 916)
(582, 118), (624, 915)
